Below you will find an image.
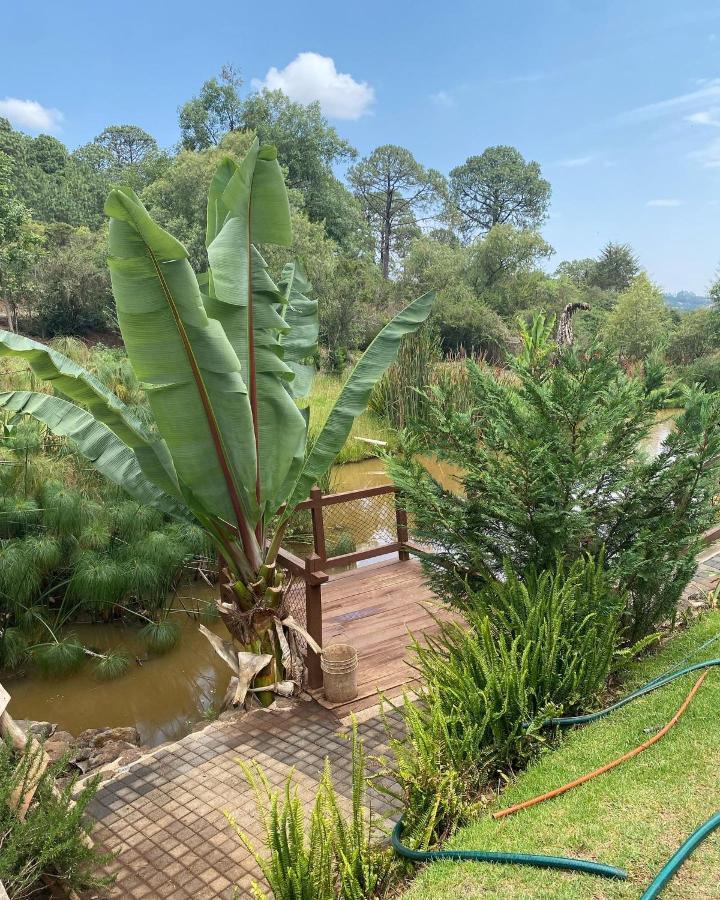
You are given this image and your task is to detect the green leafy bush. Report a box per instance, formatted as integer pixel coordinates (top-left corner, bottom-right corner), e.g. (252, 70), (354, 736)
(0, 738), (113, 899)
(390, 316), (720, 639)
(383, 556), (623, 846)
(231, 722), (393, 899)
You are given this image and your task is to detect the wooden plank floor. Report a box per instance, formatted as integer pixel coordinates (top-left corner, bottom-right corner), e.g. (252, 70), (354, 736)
(312, 557), (451, 717)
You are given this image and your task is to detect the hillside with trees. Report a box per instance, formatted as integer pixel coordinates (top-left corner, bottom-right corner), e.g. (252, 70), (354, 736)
(1, 66), (719, 384)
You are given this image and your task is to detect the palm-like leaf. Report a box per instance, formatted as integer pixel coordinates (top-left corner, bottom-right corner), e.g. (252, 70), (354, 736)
(105, 185), (260, 557)
(0, 391), (184, 515)
(0, 330), (181, 501)
(278, 261), (319, 400)
(203, 145), (307, 521)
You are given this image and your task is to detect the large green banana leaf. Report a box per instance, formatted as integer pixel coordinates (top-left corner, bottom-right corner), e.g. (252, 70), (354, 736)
(0, 391), (185, 516)
(283, 291), (435, 513)
(204, 145), (307, 520)
(0, 330), (180, 501)
(105, 187), (259, 535)
(278, 261), (319, 400)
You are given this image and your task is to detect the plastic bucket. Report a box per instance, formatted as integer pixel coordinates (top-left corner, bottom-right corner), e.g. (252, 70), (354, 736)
(321, 643), (358, 703)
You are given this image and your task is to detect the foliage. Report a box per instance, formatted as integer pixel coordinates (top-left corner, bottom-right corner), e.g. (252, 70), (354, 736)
(666, 307), (718, 365)
(0, 394), (207, 675)
(28, 226), (113, 336)
(141, 131), (257, 270)
(402, 610), (720, 900)
(0, 119), (108, 230)
(0, 151), (43, 330)
(74, 125), (167, 192)
(240, 88), (365, 252)
(604, 273), (673, 361)
(383, 555), (622, 846)
(591, 241), (640, 293)
(370, 327), (442, 428)
(231, 721), (393, 899)
(0, 738), (112, 899)
(390, 316), (720, 638)
(349, 145), (447, 278)
(679, 350), (720, 391)
(179, 64), (245, 150)
(0, 139), (434, 703)
(448, 146), (551, 239)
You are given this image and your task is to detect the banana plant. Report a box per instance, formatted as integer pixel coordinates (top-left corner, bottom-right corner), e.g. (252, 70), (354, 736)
(0, 139), (433, 704)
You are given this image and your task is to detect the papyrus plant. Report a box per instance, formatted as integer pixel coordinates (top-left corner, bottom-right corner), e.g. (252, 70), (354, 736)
(0, 140), (433, 701)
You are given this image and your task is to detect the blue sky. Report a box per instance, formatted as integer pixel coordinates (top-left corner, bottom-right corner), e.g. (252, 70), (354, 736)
(2, 0), (720, 293)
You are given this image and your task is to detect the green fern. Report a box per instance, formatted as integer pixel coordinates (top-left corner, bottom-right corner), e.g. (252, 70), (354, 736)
(232, 722), (392, 899)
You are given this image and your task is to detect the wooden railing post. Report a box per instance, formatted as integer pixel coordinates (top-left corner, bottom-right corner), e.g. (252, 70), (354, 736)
(309, 486), (327, 562)
(395, 492), (410, 562)
(305, 552), (324, 690)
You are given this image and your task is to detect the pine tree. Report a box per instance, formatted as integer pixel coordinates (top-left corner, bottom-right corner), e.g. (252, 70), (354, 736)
(390, 316), (720, 639)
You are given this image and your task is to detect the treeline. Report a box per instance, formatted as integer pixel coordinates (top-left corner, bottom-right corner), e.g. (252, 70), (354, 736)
(1, 65), (719, 381)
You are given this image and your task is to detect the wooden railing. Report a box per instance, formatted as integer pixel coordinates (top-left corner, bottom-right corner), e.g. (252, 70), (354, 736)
(276, 484), (414, 689)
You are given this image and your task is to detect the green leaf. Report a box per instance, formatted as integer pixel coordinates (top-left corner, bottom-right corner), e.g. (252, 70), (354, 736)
(284, 291), (435, 511)
(0, 390), (186, 517)
(278, 261), (319, 400)
(204, 146), (306, 520)
(105, 185), (259, 538)
(0, 329), (181, 501)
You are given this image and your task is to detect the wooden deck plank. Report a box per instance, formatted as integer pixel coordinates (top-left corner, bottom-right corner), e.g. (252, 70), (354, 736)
(314, 558), (455, 717)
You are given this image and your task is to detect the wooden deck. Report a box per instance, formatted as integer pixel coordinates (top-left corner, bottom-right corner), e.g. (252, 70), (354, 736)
(312, 557), (449, 717)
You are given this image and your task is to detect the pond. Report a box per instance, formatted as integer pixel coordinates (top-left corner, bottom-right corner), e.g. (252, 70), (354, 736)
(5, 409), (680, 746)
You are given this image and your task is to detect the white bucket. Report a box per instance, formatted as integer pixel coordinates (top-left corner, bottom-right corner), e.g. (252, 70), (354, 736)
(321, 643), (358, 703)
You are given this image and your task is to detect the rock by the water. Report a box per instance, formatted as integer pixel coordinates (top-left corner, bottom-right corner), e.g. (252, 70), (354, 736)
(15, 720), (57, 740)
(74, 726), (141, 750)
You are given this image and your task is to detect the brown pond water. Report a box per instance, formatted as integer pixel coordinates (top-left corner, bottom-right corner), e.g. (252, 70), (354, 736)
(5, 411), (679, 745)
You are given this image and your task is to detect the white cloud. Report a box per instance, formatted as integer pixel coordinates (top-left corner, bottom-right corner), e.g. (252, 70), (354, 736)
(686, 108), (720, 126)
(646, 198), (684, 207)
(0, 97), (63, 132)
(252, 52), (374, 120)
(620, 79), (720, 123)
(430, 90), (455, 108)
(556, 155), (595, 168)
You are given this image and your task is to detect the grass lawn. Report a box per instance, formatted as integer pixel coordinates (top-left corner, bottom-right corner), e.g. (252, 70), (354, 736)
(402, 611), (720, 899)
(304, 372), (395, 465)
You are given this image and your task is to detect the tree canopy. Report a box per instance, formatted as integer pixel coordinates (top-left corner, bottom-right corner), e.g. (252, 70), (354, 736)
(349, 144), (446, 277)
(448, 146), (551, 239)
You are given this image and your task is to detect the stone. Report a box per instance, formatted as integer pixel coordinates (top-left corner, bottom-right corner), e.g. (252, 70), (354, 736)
(44, 739), (72, 762)
(15, 720), (56, 739)
(83, 741), (138, 772)
(75, 726), (141, 749)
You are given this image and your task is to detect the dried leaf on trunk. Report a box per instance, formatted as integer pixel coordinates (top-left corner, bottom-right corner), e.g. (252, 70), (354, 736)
(282, 615), (322, 655)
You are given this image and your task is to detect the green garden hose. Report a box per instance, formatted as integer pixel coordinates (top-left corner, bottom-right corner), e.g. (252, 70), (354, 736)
(391, 819), (628, 880)
(640, 811), (720, 899)
(544, 657), (720, 727)
(392, 640), (720, 886)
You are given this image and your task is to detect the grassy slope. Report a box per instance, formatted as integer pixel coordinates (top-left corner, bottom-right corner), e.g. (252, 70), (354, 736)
(403, 611), (720, 900)
(304, 372), (395, 464)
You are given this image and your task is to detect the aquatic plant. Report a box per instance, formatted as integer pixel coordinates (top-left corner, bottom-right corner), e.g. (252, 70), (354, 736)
(0, 139), (434, 702)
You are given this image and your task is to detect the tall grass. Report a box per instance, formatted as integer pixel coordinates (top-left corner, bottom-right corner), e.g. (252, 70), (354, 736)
(370, 331), (478, 430)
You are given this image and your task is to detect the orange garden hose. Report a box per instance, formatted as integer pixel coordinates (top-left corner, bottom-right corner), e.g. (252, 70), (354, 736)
(493, 670), (708, 821)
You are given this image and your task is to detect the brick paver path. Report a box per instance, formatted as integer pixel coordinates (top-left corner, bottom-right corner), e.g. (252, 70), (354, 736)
(87, 544), (720, 899)
(88, 700), (401, 899)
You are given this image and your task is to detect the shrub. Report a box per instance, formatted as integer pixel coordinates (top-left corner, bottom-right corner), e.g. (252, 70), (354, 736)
(679, 351), (720, 392)
(383, 555), (623, 847)
(0, 738), (112, 899)
(231, 721), (393, 899)
(390, 316), (720, 639)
